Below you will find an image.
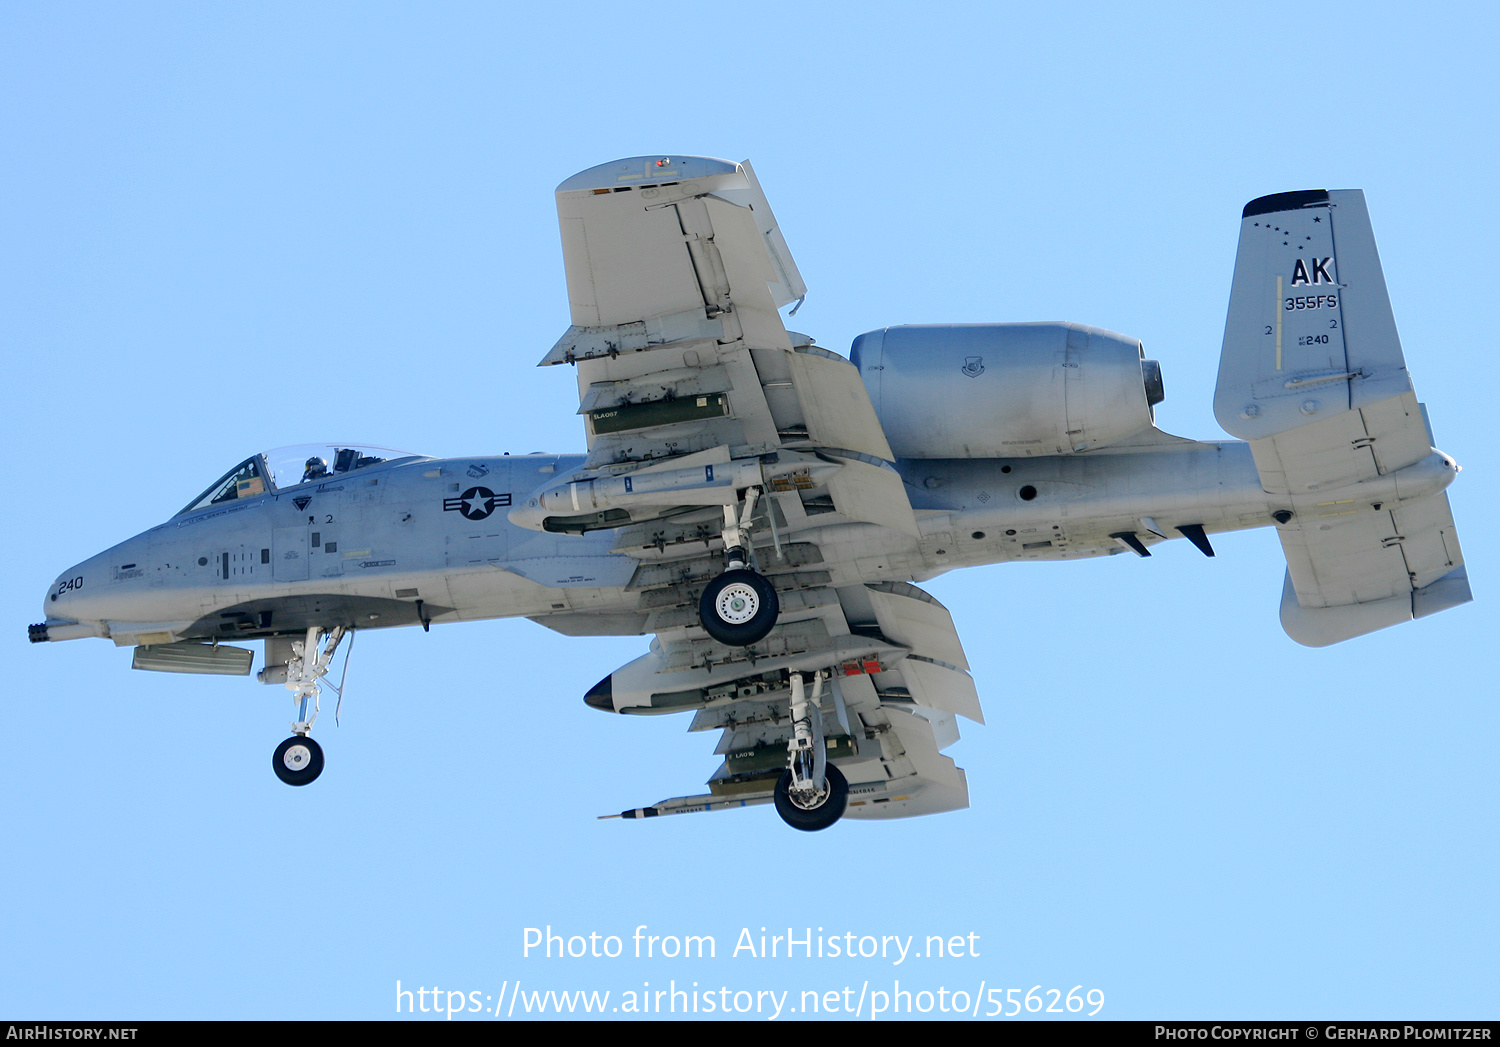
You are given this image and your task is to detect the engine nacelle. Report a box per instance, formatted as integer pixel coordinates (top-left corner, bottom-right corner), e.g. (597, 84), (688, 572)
(850, 323), (1164, 458)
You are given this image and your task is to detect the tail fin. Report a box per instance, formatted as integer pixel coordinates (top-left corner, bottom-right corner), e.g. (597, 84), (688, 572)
(1215, 190), (1470, 646)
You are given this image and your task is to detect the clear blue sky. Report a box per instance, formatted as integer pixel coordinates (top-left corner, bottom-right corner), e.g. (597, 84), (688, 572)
(3, 1), (1495, 1020)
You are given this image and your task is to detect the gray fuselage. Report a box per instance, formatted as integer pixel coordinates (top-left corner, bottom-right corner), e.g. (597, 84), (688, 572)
(44, 441), (1273, 647)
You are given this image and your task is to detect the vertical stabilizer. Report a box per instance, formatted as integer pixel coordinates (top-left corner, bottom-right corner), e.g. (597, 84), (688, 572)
(1215, 191), (1470, 645)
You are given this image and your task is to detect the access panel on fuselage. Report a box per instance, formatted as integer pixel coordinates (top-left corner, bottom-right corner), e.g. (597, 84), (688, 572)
(271, 526), (309, 582)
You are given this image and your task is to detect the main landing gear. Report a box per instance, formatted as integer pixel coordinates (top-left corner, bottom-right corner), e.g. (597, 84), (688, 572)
(271, 625), (348, 787)
(697, 488), (779, 646)
(774, 671), (847, 832)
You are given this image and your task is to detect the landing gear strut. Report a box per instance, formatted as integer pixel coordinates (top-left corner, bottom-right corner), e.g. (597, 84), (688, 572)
(271, 625), (347, 787)
(697, 488), (779, 646)
(773, 672), (847, 831)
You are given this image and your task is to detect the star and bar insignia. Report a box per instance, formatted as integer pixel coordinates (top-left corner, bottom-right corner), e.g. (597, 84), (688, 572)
(442, 486), (511, 521)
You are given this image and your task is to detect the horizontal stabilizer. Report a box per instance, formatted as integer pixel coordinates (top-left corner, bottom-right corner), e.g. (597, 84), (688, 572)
(1218, 189), (1471, 643)
(1280, 564), (1472, 647)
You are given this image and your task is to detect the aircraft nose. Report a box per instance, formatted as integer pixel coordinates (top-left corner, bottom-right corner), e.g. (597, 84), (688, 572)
(42, 553), (109, 620)
(31, 555), (112, 642)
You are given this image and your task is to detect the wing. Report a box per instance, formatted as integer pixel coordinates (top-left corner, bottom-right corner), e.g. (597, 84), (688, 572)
(543, 158), (976, 824)
(593, 581), (981, 822)
(1214, 190), (1470, 645)
(534, 155), (917, 538)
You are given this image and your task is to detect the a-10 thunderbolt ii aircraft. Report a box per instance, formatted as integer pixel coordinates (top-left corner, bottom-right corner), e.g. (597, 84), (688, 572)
(32, 156), (1470, 831)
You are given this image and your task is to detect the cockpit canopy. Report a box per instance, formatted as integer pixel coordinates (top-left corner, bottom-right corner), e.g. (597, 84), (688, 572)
(178, 443), (421, 516)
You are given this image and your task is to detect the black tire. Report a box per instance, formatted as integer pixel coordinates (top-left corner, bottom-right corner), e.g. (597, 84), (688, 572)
(774, 763), (848, 832)
(698, 569), (779, 646)
(273, 735), (324, 786)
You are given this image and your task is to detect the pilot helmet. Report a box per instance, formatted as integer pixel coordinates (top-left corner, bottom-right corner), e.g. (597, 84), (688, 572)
(304, 456), (328, 473)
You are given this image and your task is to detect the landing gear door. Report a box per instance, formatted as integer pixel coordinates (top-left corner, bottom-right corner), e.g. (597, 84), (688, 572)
(272, 527), (309, 582)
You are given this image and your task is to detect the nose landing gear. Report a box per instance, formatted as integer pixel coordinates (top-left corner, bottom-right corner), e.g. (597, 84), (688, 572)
(270, 625), (348, 787)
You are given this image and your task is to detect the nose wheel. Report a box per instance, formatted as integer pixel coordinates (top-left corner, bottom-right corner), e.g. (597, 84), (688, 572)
(273, 735), (324, 786)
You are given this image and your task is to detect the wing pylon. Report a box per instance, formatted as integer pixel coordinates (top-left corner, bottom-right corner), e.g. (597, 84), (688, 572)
(592, 581), (979, 822)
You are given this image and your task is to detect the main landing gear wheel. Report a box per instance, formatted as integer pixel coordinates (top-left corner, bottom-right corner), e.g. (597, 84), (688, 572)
(698, 569), (779, 646)
(774, 763), (848, 832)
(273, 735), (324, 786)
